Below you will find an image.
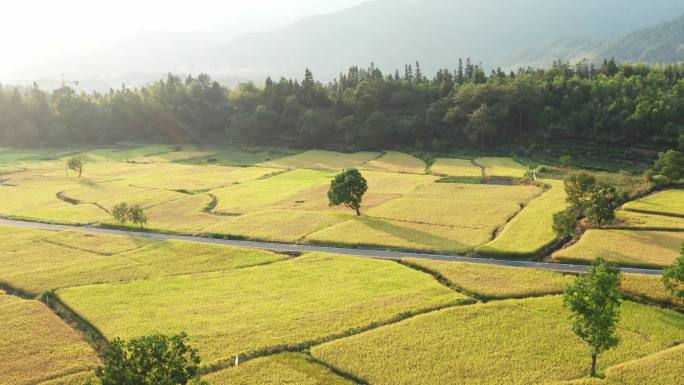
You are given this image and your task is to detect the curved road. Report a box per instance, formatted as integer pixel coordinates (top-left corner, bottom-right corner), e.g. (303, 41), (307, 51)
(0, 218), (661, 276)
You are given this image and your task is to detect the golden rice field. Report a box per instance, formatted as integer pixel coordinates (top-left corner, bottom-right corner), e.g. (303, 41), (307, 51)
(363, 151), (427, 174)
(204, 353), (355, 385)
(476, 156), (529, 177)
(0, 291), (98, 385)
(612, 210), (684, 230)
(403, 258), (574, 299)
(624, 189), (684, 217)
(477, 179), (569, 257)
(311, 297), (684, 385)
(0, 226), (285, 295)
(260, 149), (381, 170)
(430, 158), (482, 177)
(57, 253), (470, 365)
(553, 229), (684, 268)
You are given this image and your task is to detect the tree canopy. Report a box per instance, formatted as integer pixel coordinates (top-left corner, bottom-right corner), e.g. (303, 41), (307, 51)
(328, 168), (368, 216)
(1, 60), (682, 152)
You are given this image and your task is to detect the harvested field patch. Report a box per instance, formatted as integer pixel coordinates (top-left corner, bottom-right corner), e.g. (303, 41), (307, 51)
(476, 157), (528, 177)
(431, 158), (482, 177)
(260, 150), (380, 170)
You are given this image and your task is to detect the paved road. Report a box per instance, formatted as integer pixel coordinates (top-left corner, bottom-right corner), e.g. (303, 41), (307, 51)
(0, 218), (662, 276)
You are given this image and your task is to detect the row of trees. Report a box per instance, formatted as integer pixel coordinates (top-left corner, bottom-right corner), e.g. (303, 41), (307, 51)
(1, 60), (683, 151)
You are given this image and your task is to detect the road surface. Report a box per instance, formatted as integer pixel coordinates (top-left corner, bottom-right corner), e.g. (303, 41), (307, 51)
(0, 218), (662, 276)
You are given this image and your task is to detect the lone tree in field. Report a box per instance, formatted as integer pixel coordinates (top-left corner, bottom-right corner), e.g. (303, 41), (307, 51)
(129, 204), (148, 230)
(552, 207), (577, 241)
(94, 332), (208, 385)
(564, 258), (621, 378)
(584, 183), (620, 228)
(564, 173), (596, 215)
(328, 168), (368, 216)
(112, 202), (129, 227)
(67, 156), (84, 178)
(663, 243), (684, 299)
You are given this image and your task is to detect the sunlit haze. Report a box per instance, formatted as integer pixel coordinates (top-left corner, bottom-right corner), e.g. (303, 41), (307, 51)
(0, 0), (366, 81)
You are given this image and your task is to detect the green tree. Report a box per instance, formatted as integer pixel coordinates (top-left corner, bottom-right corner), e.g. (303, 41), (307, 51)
(328, 168), (368, 216)
(464, 103), (507, 151)
(67, 156), (84, 178)
(128, 204), (148, 230)
(564, 173), (597, 215)
(553, 208), (577, 240)
(652, 149), (684, 184)
(559, 155), (573, 169)
(662, 244), (684, 299)
(112, 202), (129, 227)
(585, 183), (620, 228)
(564, 258), (621, 378)
(94, 333), (207, 385)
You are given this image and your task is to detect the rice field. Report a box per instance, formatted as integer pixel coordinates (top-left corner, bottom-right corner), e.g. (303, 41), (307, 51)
(403, 258), (574, 299)
(477, 179), (569, 257)
(57, 253), (469, 365)
(613, 210), (684, 230)
(430, 158), (482, 177)
(204, 353), (354, 385)
(363, 151), (427, 174)
(553, 229), (684, 268)
(620, 273), (684, 309)
(260, 150), (380, 170)
(0, 227), (285, 295)
(476, 157), (528, 177)
(0, 291), (99, 385)
(311, 297), (684, 385)
(624, 189), (684, 217)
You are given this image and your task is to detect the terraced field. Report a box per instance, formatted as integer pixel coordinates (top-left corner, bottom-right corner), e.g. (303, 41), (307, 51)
(57, 253), (469, 365)
(311, 297), (684, 385)
(0, 221), (681, 385)
(0, 291), (98, 385)
(624, 189), (684, 217)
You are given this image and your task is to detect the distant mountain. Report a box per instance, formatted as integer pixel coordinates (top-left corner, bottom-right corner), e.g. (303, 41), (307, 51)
(200, 0), (684, 77)
(501, 13), (684, 68)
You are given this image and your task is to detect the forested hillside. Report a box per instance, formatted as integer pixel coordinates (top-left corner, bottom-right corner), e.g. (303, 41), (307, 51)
(1, 60), (683, 152)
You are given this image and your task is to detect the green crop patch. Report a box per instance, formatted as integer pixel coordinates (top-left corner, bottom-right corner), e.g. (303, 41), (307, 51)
(0, 291), (98, 385)
(57, 253), (469, 365)
(431, 158), (482, 177)
(553, 230), (684, 268)
(204, 353), (355, 385)
(477, 179), (569, 257)
(624, 190), (684, 217)
(403, 258), (573, 299)
(363, 151), (426, 174)
(312, 297), (684, 385)
(476, 157), (528, 177)
(260, 150), (380, 170)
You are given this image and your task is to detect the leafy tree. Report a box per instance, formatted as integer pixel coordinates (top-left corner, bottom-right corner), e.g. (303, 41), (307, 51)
(94, 332), (207, 385)
(564, 173), (597, 215)
(564, 258), (621, 378)
(112, 202), (129, 227)
(662, 244), (684, 299)
(464, 103), (507, 150)
(652, 149), (684, 184)
(584, 183), (620, 228)
(328, 168), (368, 216)
(553, 208), (577, 240)
(128, 204), (148, 230)
(67, 156), (84, 178)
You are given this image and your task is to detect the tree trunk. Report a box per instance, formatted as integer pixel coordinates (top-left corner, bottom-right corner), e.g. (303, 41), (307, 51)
(590, 354), (597, 377)
(355, 207), (361, 216)
(78, 168), (82, 178)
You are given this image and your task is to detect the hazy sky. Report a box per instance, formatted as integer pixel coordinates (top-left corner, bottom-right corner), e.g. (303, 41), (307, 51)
(1, 0), (366, 77)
